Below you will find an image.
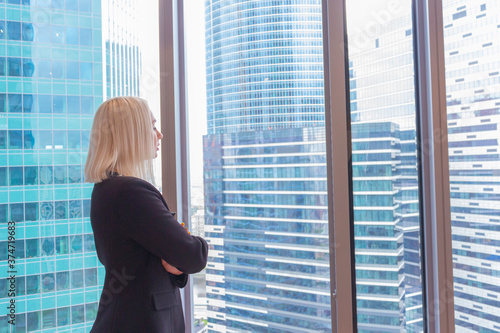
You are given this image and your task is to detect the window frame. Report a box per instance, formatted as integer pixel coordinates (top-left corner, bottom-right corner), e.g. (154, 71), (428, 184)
(159, 0), (457, 332)
(415, 0), (455, 331)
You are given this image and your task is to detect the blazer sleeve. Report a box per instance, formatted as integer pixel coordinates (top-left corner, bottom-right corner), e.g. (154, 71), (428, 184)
(169, 273), (188, 288)
(117, 178), (208, 274)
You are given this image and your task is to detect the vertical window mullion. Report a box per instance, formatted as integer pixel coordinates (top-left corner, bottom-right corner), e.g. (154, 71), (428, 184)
(415, 0), (455, 332)
(322, 0), (356, 332)
(159, 0), (193, 331)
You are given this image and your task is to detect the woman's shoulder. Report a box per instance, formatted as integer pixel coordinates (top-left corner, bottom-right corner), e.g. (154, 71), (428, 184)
(95, 175), (157, 194)
(104, 176), (165, 211)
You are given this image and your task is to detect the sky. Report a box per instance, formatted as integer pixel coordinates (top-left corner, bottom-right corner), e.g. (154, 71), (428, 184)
(185, 1), (209, 186)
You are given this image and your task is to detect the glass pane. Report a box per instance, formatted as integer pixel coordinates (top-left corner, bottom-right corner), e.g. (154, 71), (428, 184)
(345, 0), (425, 331)
(441, 0), (500, 331)
(0, 0), (160, 332)
(186, 1), (331, 332)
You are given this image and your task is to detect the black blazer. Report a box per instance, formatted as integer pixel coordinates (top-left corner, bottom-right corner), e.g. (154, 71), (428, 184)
(89, 175), (208, 333)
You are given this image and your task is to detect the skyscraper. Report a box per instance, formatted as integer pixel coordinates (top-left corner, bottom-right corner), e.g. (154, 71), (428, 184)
(204, 0), (325, 134)
(203, 1), (331, 331)
(102, 0), (142, 98)
(347, 11), (424, 330)
(0, 0), (141, 331)
(442, 0), (500, 331)
(203, 0), (426, 331)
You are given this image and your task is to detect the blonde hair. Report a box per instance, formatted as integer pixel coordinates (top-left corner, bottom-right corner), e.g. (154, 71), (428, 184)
(84, 96), (155, 183)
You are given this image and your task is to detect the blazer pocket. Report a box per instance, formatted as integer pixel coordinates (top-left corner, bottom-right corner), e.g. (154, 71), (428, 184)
(151, 290), (179, 311)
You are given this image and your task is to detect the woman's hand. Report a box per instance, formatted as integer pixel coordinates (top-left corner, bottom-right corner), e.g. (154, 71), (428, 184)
(162, 259), (183, 275)
(181, 222), (190, 234)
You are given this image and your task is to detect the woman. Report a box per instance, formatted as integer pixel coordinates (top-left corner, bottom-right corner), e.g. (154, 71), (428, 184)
(84, 97), (208, 332)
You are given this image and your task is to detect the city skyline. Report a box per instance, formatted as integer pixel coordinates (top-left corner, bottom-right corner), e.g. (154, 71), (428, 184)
(200, 0), (424, 331)
(198, 0), (499, 332)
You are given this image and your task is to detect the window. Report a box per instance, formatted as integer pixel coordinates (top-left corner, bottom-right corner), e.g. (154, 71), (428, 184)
(55, 201), (68, 219)
(66, 61), (80, 80)
(54, 165), (67, 183)
(53, 96), (66, 113)
(80, 62), (93, 80)
(85, 303), (98, 322)
(67, 96), (80, 113)
(71, 305), (84, 324)
(37, 25), (51, 43)
(56, 236), (69, 255)
(23, 94), (34, 112)
(27, 312), (40, 331)
(185, 2), (332, 331)
(26, 238), (39, 258)
(52, 25), (66, 44)
(7, 21), (21, 40)
(56, 271), (70, 291)
(85, 268), (98, 287)
(79, 28), (92, 46)
(26, 275), (40, 294)
(0, 0), (496, 331)
(81, 96), (93, 114)
(66, 26), (79, 44)
(10, 203), (24, 221)
(25, 202), (39, 221)
(70, 235), (83, 253)
(84, 234), (95, 252)
(16, 276), (25, 296)
(7, 57), (21, 76)
(71, 270), (84, 288)
(42, 309), (57, 329)
(25, 129), (35, 149)
(42, 273), (55, 292)
(442, 0), (500, 331)
(453, 10), (467, 20)
(57, 307), (70, 327)
(9, 166), (23, 185)
(38, 95), (52, 113)
(68, 166), (82, 183)
(39, 166), (53, 184)
(8, 94), (22, 112)
(79, 0), (92, 12)
(41, 237), (55, 256)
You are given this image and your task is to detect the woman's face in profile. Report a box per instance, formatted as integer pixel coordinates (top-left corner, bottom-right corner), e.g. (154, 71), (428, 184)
(152, 116), (163, 158)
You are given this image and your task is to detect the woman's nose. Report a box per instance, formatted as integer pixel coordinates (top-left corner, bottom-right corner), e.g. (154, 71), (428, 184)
(157, 129), (163, 139)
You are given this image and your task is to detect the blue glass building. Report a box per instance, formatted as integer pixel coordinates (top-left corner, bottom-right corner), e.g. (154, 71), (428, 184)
(204, 128), (331, 332)
(203, 0), (425, 332)
(0, 0), (141, 331)
(204, 1), (331, 331)
(347, 11), (425, 331)
(204, 0), (325, 134)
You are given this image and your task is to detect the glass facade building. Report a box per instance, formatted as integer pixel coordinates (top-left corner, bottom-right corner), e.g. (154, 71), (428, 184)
(204, 0), (325, 134)
(0, 0), (142, 331)
(203, 1), (331, 331)
(102, 0), (141, 98)
(204, 128), (331, 332)
(203, 0), (426, 332)
(203, 0), (500, 331)
(442, 0), (500, 331)
(346, 5), (425, 331)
